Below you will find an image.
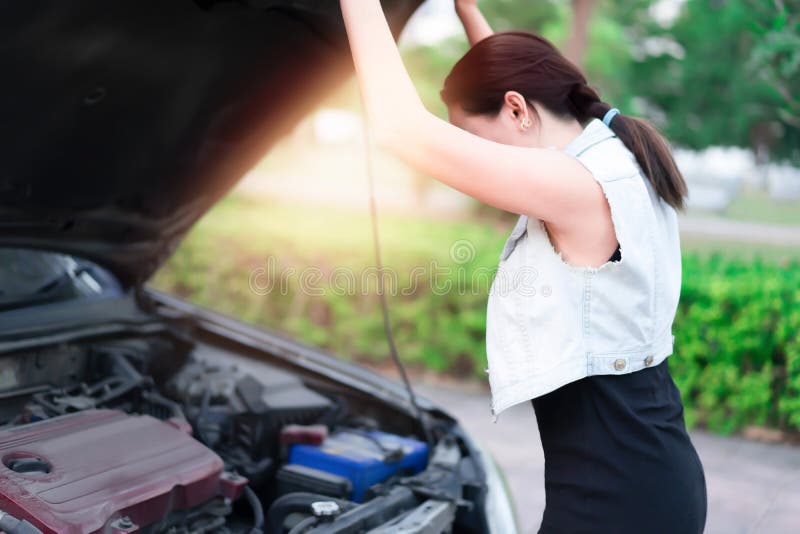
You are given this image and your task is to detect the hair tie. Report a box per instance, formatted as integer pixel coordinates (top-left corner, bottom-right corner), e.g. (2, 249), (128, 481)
(602, 108), (620, 127)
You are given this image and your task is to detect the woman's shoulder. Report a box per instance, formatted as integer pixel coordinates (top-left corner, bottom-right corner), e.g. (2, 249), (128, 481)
(563, 118), (642, 183)
(577, 137), (642, 183)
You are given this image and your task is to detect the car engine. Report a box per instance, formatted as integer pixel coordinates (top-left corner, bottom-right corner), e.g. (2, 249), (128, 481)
(0, 409), (245, 533)
(0, 335), (485, 533)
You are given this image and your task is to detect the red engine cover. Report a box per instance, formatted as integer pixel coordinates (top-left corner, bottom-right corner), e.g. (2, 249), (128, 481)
(0, 409), (232, 533)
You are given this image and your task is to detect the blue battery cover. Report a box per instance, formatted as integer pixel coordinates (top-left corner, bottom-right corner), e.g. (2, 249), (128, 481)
(287, 429), (429, 502)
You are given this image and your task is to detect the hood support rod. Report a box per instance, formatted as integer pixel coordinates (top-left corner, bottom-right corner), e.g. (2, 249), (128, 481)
(360, 115), (434, 454)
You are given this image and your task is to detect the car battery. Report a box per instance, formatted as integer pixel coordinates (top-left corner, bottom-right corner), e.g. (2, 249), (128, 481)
(287, 429), (428, 502)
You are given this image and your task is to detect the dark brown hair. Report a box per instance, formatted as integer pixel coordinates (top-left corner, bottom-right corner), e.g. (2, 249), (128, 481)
(440, 31), (688, 211)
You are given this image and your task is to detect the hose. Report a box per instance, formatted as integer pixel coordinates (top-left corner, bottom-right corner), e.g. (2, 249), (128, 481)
(286, 515), (318, 534)
(244, 485), (265, 534)
(0, 510), (43, 534)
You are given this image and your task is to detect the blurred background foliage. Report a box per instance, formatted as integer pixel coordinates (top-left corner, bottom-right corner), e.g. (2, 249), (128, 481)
(153, 195), (800, 435)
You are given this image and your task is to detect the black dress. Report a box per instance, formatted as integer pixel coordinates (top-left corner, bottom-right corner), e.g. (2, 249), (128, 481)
(531, 244), (707, 534)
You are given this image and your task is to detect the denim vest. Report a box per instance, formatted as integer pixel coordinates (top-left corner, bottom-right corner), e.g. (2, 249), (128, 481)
(485, 118), (681, 421)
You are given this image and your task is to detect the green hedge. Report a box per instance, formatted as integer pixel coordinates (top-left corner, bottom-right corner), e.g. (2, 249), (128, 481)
(673, 254), (800, 432)
(152, 197), (800, 435)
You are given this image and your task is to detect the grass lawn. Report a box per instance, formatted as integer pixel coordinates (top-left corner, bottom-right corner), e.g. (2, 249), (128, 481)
(689, 189), (800, 227)
(153, 193), (508, 273)
(157, 193), (800, 271)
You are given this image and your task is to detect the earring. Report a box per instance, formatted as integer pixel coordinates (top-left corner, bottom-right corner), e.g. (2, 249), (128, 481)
(521, 117), (532, 129)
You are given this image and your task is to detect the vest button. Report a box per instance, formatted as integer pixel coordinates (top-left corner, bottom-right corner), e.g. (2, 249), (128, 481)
(644, 355), (654, 366)
(614, 359), (626, 371)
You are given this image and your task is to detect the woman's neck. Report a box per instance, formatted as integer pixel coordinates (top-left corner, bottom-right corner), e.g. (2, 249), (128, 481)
(535, 112), (587, 151)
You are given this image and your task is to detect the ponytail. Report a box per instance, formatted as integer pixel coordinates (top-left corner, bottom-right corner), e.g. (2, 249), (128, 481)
(568, 83), (688, 211)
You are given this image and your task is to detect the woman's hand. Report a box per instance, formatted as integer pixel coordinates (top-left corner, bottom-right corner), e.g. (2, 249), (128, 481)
(454, 0), (493, 46)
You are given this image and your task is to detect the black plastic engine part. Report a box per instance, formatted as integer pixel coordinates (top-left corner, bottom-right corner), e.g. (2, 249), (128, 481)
(19, 346), (184, 425)
(276, 464), (352, 500)
(266, 492), (357, 534)
(166, 359), (334, 483)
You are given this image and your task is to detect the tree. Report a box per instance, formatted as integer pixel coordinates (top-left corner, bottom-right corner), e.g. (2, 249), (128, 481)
(565, 0), (597, 67)
(747, 0), (800, 128)
(621, 0), (799, 162)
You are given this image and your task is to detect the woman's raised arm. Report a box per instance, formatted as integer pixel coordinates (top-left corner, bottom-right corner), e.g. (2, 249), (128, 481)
(455, 0), (494, 46)
(339, 0), (601, 225)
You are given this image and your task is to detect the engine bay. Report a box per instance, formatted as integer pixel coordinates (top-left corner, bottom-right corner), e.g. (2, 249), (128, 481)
(0, 333), (486, 533)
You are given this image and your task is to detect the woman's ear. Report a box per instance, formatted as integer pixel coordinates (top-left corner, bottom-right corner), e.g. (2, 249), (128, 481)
(504, 91), (529, 120)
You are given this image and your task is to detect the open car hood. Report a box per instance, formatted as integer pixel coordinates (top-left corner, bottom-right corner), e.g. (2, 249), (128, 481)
(0, 0), (423, 287)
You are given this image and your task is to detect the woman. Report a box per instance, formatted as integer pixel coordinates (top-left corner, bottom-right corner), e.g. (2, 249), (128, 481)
(340, 1), (707, 532)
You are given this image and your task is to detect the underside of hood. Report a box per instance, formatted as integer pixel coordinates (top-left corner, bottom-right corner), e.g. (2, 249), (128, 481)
(0, 0), (423, 287)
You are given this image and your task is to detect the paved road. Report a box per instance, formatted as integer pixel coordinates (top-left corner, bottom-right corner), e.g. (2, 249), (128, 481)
(677, 214), (800, 246)
(415, 382), (800, 534)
